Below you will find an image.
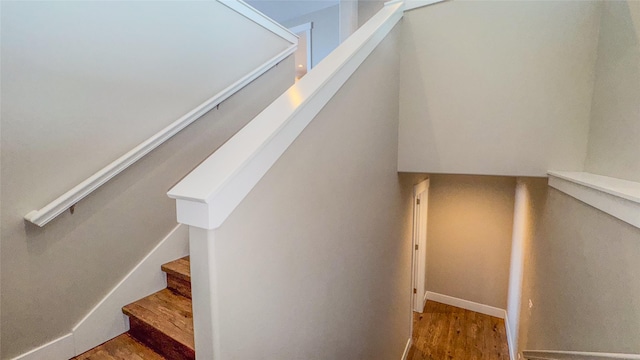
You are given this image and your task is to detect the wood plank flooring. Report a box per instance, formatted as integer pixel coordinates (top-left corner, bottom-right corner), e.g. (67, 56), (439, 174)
(72, 334), (165, 360)
(407, 301), (509, 360)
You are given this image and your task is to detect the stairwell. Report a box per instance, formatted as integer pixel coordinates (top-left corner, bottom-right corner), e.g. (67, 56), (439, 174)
(72, 257), (194, 360)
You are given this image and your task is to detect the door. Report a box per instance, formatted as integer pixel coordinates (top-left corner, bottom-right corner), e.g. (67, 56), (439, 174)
(412, 178), (429, 312)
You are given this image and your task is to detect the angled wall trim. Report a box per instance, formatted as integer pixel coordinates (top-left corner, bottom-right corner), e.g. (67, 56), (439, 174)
(218, 0), (298, 44)
(403, 0), (447, 11)
(401, 338), (413, 360)
(547, 171), (640, 230)
(10, 334), (74, 360)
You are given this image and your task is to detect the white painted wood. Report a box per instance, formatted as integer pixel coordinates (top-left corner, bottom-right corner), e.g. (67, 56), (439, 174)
(403, 0), (447, 11)
(288, 22), (312, 34)
(401, 338), (413, 360)
(72, 224), (189, 355)
(426, 291), (506, 319)
(548, 171), (640, 230)
(504, 312), (516, 360)
(188, 227), (221, 360)
(10, 333), (74, 360)
(218, 0), (298, 44)
(412, 178), (429, 312)
(289, 22), (313, 72)
(23, 44), (296, 227)
(168, 2), (404, 229)
(506, 179), (529, 360)
(523, 350), (640, 360)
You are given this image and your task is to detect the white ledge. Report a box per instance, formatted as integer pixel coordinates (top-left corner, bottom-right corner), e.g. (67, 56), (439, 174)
(168, 2), (404, 230)
(547, 171), (640, 229)
(524, 350), (640, 360)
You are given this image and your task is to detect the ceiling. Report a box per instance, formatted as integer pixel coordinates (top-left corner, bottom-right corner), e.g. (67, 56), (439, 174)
(245, 0), (340, 24)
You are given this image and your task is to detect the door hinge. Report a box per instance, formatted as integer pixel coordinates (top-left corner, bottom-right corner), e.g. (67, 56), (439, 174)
(417, 198), (421, 205)
(415, 244), (419, 250)
(413, 288), (417, 294)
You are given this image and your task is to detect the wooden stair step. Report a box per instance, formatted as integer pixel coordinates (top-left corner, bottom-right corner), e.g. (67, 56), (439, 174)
(161, 256), (191, 299)
(72, 333), (166, 359)
(122, 289), (194, 360)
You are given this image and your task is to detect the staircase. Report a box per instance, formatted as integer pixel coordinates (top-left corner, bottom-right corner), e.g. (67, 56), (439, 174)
(73, 257), (194, 360)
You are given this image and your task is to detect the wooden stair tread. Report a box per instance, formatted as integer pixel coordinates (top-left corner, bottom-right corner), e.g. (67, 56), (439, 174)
(122, 289), (194, 351)
(161, 256), (190, 282)
(72, 333), (166, 360)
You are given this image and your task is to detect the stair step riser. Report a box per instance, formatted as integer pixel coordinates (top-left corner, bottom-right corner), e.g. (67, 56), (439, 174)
(167, 274), (192, 299)
(128, 317), (195, 360)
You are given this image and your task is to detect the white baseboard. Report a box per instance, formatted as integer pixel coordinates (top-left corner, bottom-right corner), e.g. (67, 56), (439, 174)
(73, 224), (189, 354)
(401, 338), (412, 360)
(505, 312), (516, 360)
(426, 291), (506, 319)
(10, 333), (74, 360)
(11, 224), (189, 360)
(523, 350), (640, 360)
(422, 290), (428, 309)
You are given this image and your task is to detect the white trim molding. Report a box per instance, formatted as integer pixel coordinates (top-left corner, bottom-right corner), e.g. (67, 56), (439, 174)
(72, 224), (189, 355)
(168, 2), (404, 229)
(12, 225), (189, 359)
(401, 338), (413, 360)
(218, 0), (298, 44)
(403, 0), (447, 11)
(10, 333), (74, 360)
(24, 44), (296, 227)
(547, 171), (640, 230)
(523, 350), (640, 360)
(426, 292), (506, 319)
(504, 312), (516, 360)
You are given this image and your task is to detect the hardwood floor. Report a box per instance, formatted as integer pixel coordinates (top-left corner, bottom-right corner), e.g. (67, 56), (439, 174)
(407, 301), (509, 360)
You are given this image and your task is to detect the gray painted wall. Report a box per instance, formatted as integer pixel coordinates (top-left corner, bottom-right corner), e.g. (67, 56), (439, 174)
(518, 185), (640, 354)
(585, 0), (640, 182)
(0, 1), (294, 357)
(207, 26), (412, 359)
(358, 0), (384, 27)
(426, 175), (515, 309)
(518, 0), (640, 355)
(398, 0), (602, 176)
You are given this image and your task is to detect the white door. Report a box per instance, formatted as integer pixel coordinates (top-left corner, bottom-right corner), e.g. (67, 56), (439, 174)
(412, 178), (429, 312)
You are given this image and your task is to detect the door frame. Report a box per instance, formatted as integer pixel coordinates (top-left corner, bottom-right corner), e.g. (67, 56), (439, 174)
(412, 178), (429, 313)
(288, 22), (313, 71)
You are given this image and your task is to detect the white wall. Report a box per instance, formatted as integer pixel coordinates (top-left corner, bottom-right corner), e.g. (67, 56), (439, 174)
(398, 0), (602, 177)
(283, 5), (340, 67)
(205, 25), (412, 359)
(0, 1), (293, 357)
(584, 0), (640, 182)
